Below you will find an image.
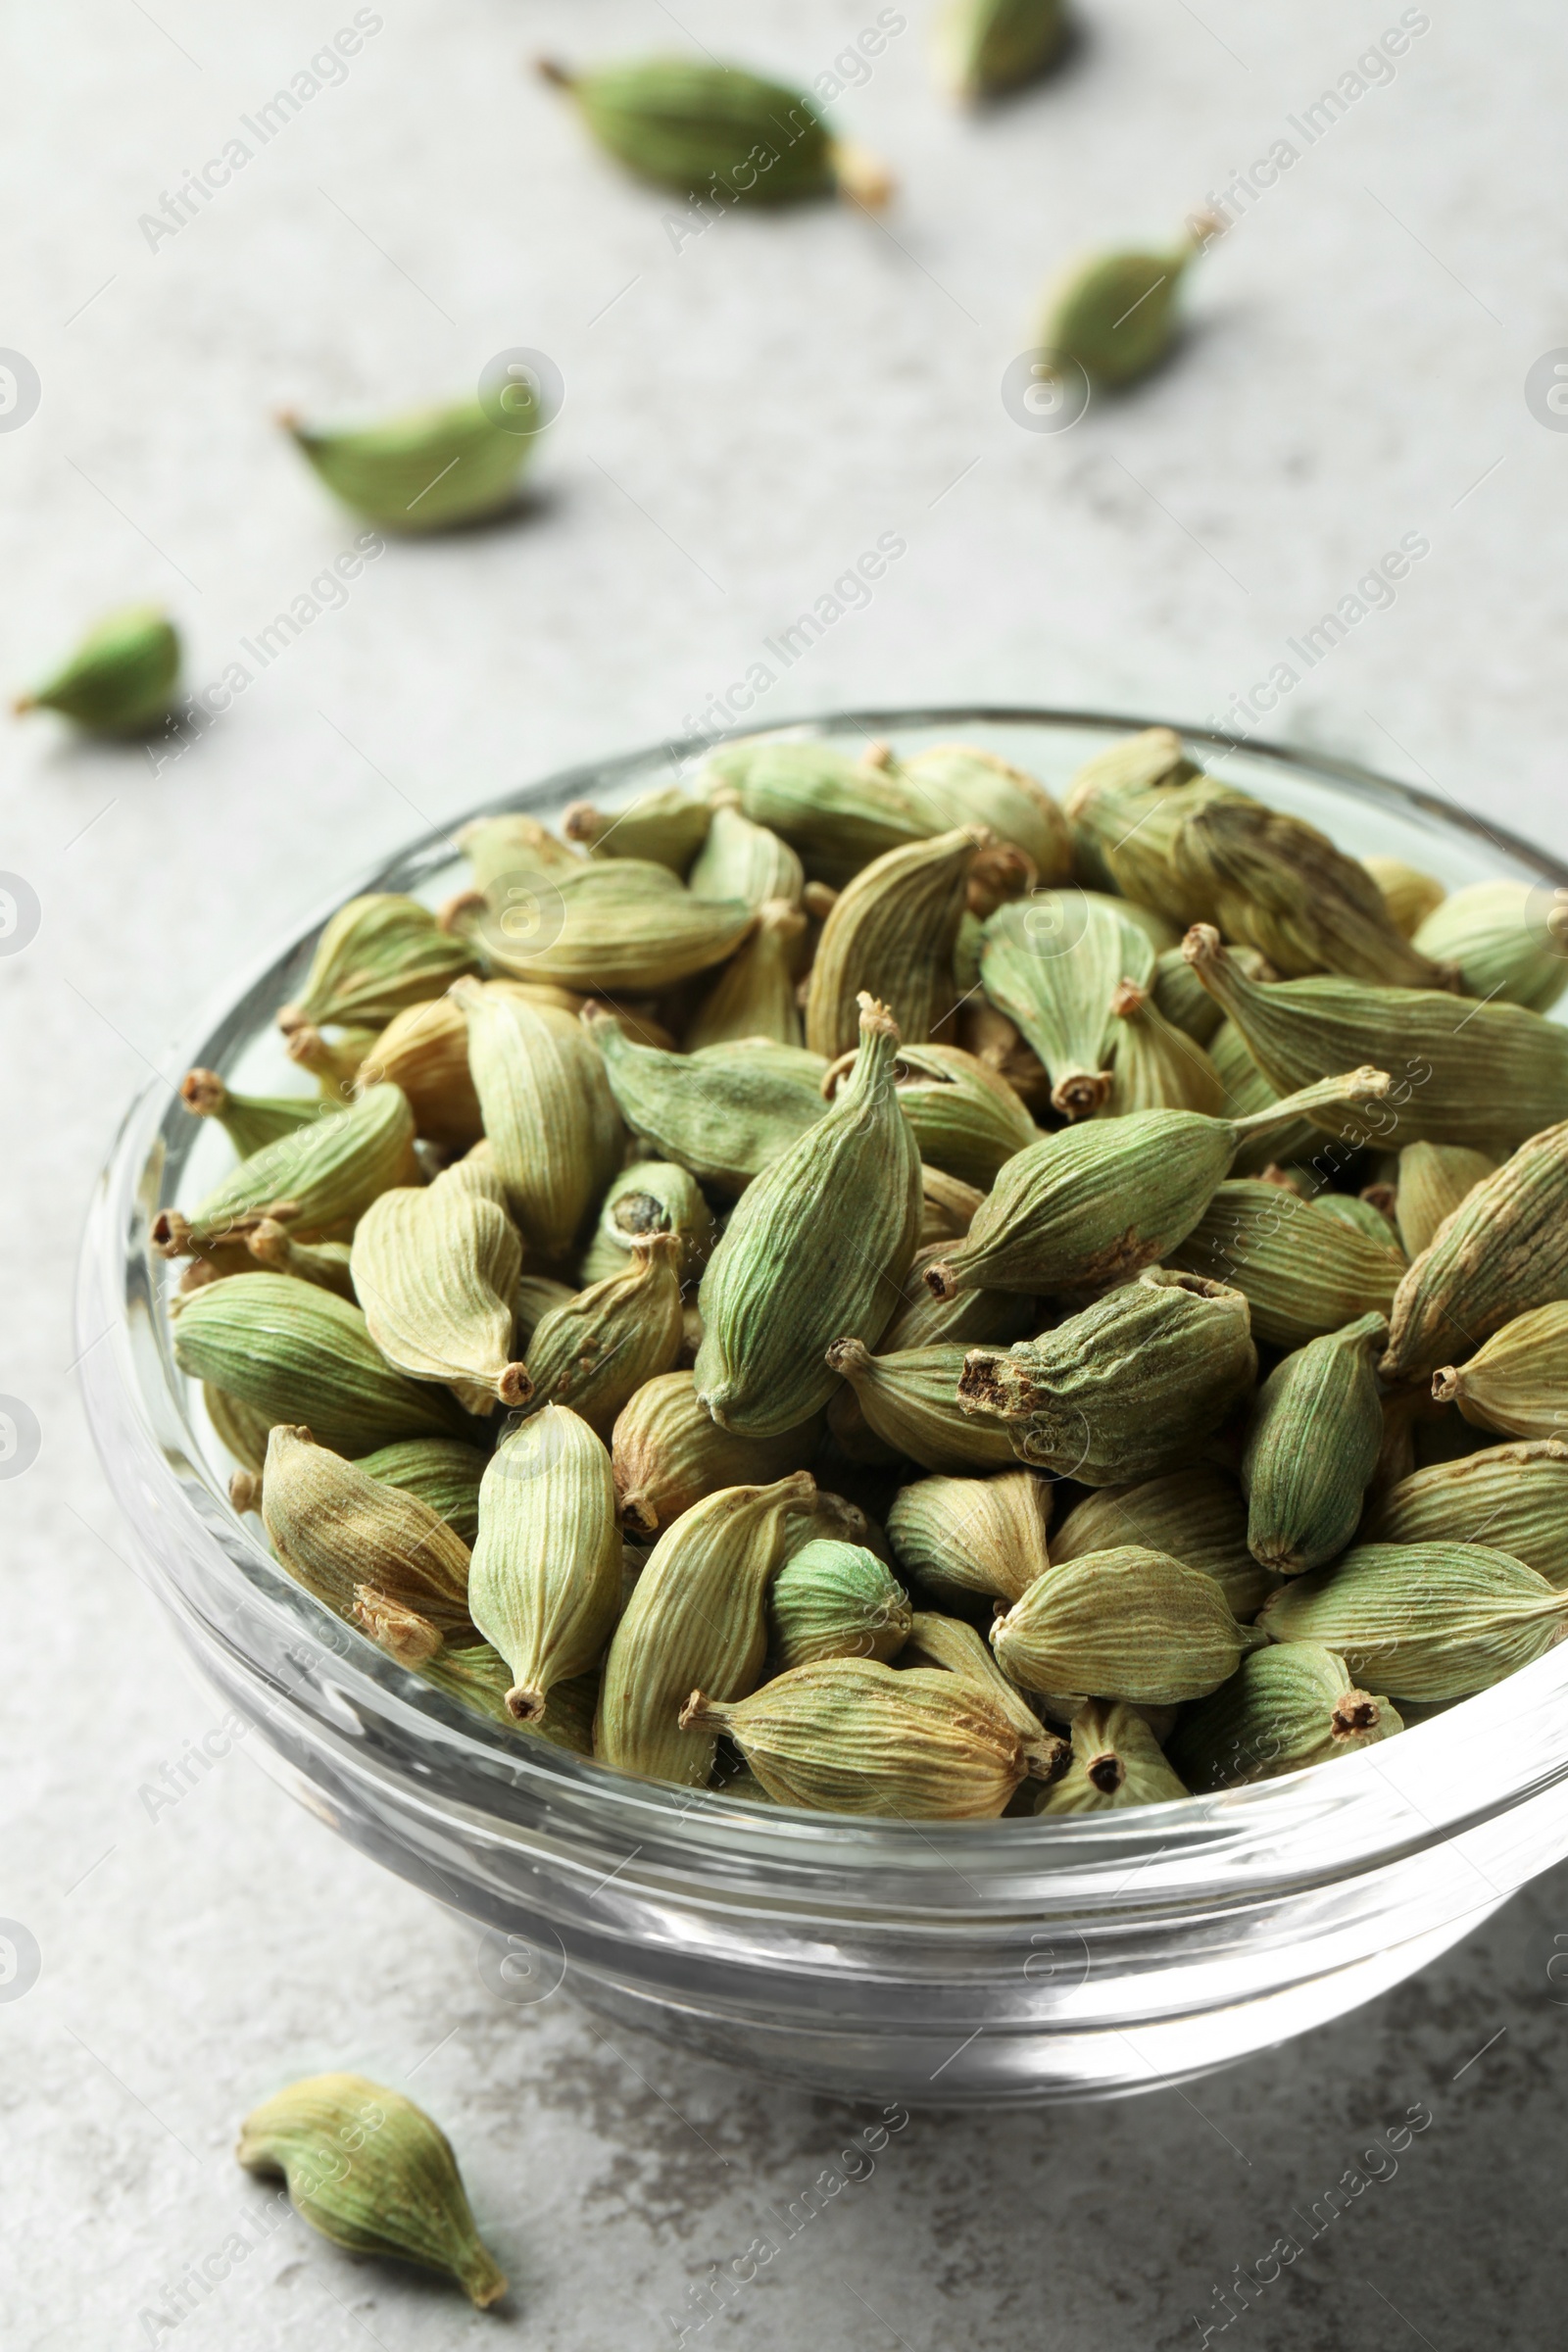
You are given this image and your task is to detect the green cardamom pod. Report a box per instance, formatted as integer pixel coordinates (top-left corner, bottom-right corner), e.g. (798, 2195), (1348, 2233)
(1258, 1541), (1568, 1700)
(687, 792), (806, 906)
(236, 2073), (506, 2306)
(466, 1405), (622, 1720)
(260, 1425), (474, 1651)
(444, 860), (753, 994)
(1104, 977), (1226, 1115)
(563, 785), (711, 872)
(806, 826), (987, 1059)
(580, 1159), (715, 1286)
(1184, 924), (1568, 1153)
(459, 812), (585, 893)
(695, 997), (922, 1436)
(1168, 1643), (1399, 1791)
(890, 743), (1073, 878)
(917, 1164), (985, 1250)
(1381, 1121), (1568, 1383)
(1050, 1464), (1278, 1622)
(174, 1274), (469, 1450)
(679, 1659), (1026, 1816)
(934, 0), (1069, 100)
(1413, 878), (1568, 1013)
(1208, 1016), (1319, 1175)
(611, 1369), (822, 1537)
(416, 1642), (597, 1753)
(454, 979), (622, 1260)
(1041, 220), (1217, 387)
(15, 604), (179, 735)
(1364, 855), (1446, 939)
(352, 1438), (488, 1548)
(1393, 1139), (1496, 1259)
(993, 1544), (1251, 1703)
(1035, 1698), (1189, 1812)
(179, 1068), (333, 1159)
(587, 1018), (826, 1195)
(598, 1470), (816, 1784)
(885, 1467), (1052, 1604)
(825, 1338), (1018, 1473)
(979, 888), (1156, 1118)
(701, 739), (932, 887)
(1064, 727), (1202, 883)
(1312, 1192), (1401, 1248)
(1170, 1180), (1405, 1351)
(878, 1243), (1036, 1351)
(153, 1081), (417, 1257)
(354, 986), (563, 1155)
(687, 898), (807, 1050)
(1364, 1439), (1568, 1584)
(277, 895), (477, 1036)
(281, 398), (540, 532)
(1150, 947), (1227, 1044)
(1433, 1301), (1568, 1440)
(899, 1610), (1065, 1779)
(246, 1218), (358, 1300)
(523, 1233), (685, 1434)
(768, 1538), (911, 1669)
(958, 1269), (1257, 1485)
(350, 1153), (529, 1413)
(206, 1381), (274, 1474)
(284, 1020), (380, 1104)
(1241, 1311), (1387, 1573)
(821, 1041), (1037, 1189)
(514, 1273), (578, 1345)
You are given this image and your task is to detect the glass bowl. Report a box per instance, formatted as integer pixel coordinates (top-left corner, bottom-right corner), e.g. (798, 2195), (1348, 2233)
(78, 708), (1568, 2108)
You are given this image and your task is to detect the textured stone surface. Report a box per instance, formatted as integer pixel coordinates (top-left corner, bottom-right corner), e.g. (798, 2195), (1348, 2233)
(5, 1), (1568, 2344)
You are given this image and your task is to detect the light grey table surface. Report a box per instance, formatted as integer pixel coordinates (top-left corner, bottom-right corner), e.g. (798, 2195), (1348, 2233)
(7, 2), (1568, 2345)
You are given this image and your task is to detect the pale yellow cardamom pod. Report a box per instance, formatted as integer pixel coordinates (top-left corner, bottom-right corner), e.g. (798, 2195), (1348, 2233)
(523, 1233), (686, 1434)
(350, 1152), (529, 1413)
(259, 1424), (475, 1647)
(466, 1405), (622, 1720)
(610, 1369), (822, 1537)
(453, 977), (623, 1261)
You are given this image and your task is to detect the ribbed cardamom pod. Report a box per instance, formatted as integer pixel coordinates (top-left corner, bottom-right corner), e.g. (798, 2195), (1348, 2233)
(514, 1274), (577, 1346)
(277, 895), (477, 1037)
(1183, 924), (1568, 1152)
(899, 1610), (1065, 1779)
(933, 0), (1069, 100)
(958, 1269), (1257, 1485)
(453, 980), (621, 1260)
(1041, 220), (1217, 387)
(563, 785), (711, 872)
(825, 1338), (1017, 1473)
(1168, 1643), (1399, 1791)
(822, 1040), (1037, 1189)
(1063, 727), (1202, 888)
(1313, 1192), (1401, 1249)
(352, 1439), (488, 1547)
(153, 1081), (417, 1257)
(284, 1020), (380, 1105)
(235, 2074), (505, 2306)
(1150, 948), (1227, 1044)
(1035, 1698), (1190, 1812)
(917, 1165), (985, 1250)
(450, 858), (756, 993)
(459, 812), (585, 892)
(539, 56), (892, 207)
(466, 1406), (621, 1719)
(352, 986), (580, 1154)
(701, 739), (932, 888)
(679, 1659), (1026, 1816)
(416, 1642), (598, 1752)
(1381, 1121), (1568, 1383)
(767, 1538), (911, 1669)
(350, 1154), (528, 1413)
(1364, 1439), (1568, 1584)
(1434, 1302), (1568, 1440)
(588, 1018), (826, 1194)
(1104, 977), (1225, 1115)
(598, 1470), (816, 1783)
(1241, 1311), (1387, 1574)
(1066, 766), (1249, 928)
(1207, 1017), (1318, 1176)
(956, 998), (1052, 1109)
(611, 1369), (822, 1536)
(179, 1068), (332, 1159)
(780, 1487), (890, 1563)
(206, 1381), (273, 1474)
(993, 1544), (1251, 1703)
(260, 1426), (474, 1651)
(1413, 878), (1568, 1013)
(1169, 799), (1453, 987)
(523, 1233), (685, 1434)
(1168, 1180), (1406, 1350)
(580, 1160), (715, 1286)
(1049, 1465), (1277, 1622)
(1393, 1140), (1496, 1260)
(923, 1069), (1389, 1301)
(282, 397), (539, 532)
(889, 744), (1072, 879)
(695, 996), (922, 1437)
(878, 1244), (1036, 1351)
(885, 1467), (1052, 1604)
(687, 792), (806, 907)
(1258, 1541), (1568, 1700)
(1364, 855), (1446, 939)
(247, 1218), (358, 1300)
(979, 889), (1156, 1118)
(806, 826), (987, 1058)
(687, 898), (807, 1050)
(14, 604), (180, 735)
(174, 1275), (470, 1450)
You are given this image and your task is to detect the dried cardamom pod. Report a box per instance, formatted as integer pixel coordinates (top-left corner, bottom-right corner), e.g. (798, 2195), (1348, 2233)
(580, 1160), (715, 1286)
(992, 1544), (1251, 1703)
(416, 1642), (598, 1752)
(918, 1165), (985, 1249)
(236, 2074), (505, 2306)
(958, 1269), (1257, 1485)
(1364, 855), (1446, 939)
(352, 1438), (488, 1547)
(956, 998), (1052, 1109)
(1434, 1302), (1568, 1440)
(350, 1154), (528, 1413)
(680, 1659), (1026, 1816)
(878, 1244), (1036, 1352)
(1183, 924), (1568, 1153)
(687, 899), (807, 1050)
(923, 1069), (1389, 1301)
(284, 1021), (380, 1104)
(1035, 1698), (1189, 1812)
(179, 1069), (332, 1159)
(806, 826), (986, 1058)
(538, 56), (892, 207)
(1207, 1017), (1317, 1176)
(979, 889), (1156, 1118)
(821, 1040), (1037, 1188)
(768, 1538), (911, 1669)
(153, 1081), (417, 1256)
(174, 1275), (470, 1450)
(1067, 768), (1250, 933)
(523, 1233), (685, 1435)
(1363, 1439), (1568, 1584)
(598, 1470), (816, 1784)
(246, 1218), (358, 1300)
(701, 739), (932, 887)
(1382, 1121), (1568, 1383)
(587, 1017), (826, 1194)
(206, 1381), (274, 1474)
(934, 0), (1069, 100)
(14, 604), (179, 734)
(454, 980), (622, 1260)
(1150, 948), (1227, 1045)
(260, 1425), (474, 1648)
(780, 1488), (889, 1563)
(352, 984), (581, 1154)
(1413, 878), (1568, 1013)
(1064, 727), (1202, 883)
(1041, 220), (1218, 387)
(609, 1370), (821, 1537)
(563, 785), (711, 872)
(1312, 1192), (1401, 1249)
(891, 743), (1072, 879)
(449, 858), (755, 993)
(1168, 1643), (1399, 1791)
(1104, 977), (1226, 1115)
(1169, 799), (1453, 987)
(459, 812), (585, 892)
(1393, 1140), (1496, 1260)
(1169, 1180), (1404, 1351)
(514, 1273), (577, 1345)
(1049, 1465), (1277, 1621)
(825, 1338), (1017, 1473)
(1241, 1311), (1387, 1574)
(466, 1405), (622, 1719)
(1258, 1542), (1568, 1700)
(282, 397), (539, 531)
(695, 996), (922, 1437)
(278, 895), (477, 1037)
(885, 1467), (1052, 1604)
(898, 1609), (1065, 1779)
(687, 792), (805, 907)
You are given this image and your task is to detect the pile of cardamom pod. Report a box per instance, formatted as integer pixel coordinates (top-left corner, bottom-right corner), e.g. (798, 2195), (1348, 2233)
(159, 726), (1568, 1819)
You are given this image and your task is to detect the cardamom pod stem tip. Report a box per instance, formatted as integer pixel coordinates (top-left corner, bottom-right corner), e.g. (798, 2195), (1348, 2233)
(679, 1688), (728, 1733)
(229, 1469), (263, 1514)
(831, 140), (895, 210)
(534, 56), (574, 88)
(825, 1335), (873, 1378)
(181, 1068), (226, 1116)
